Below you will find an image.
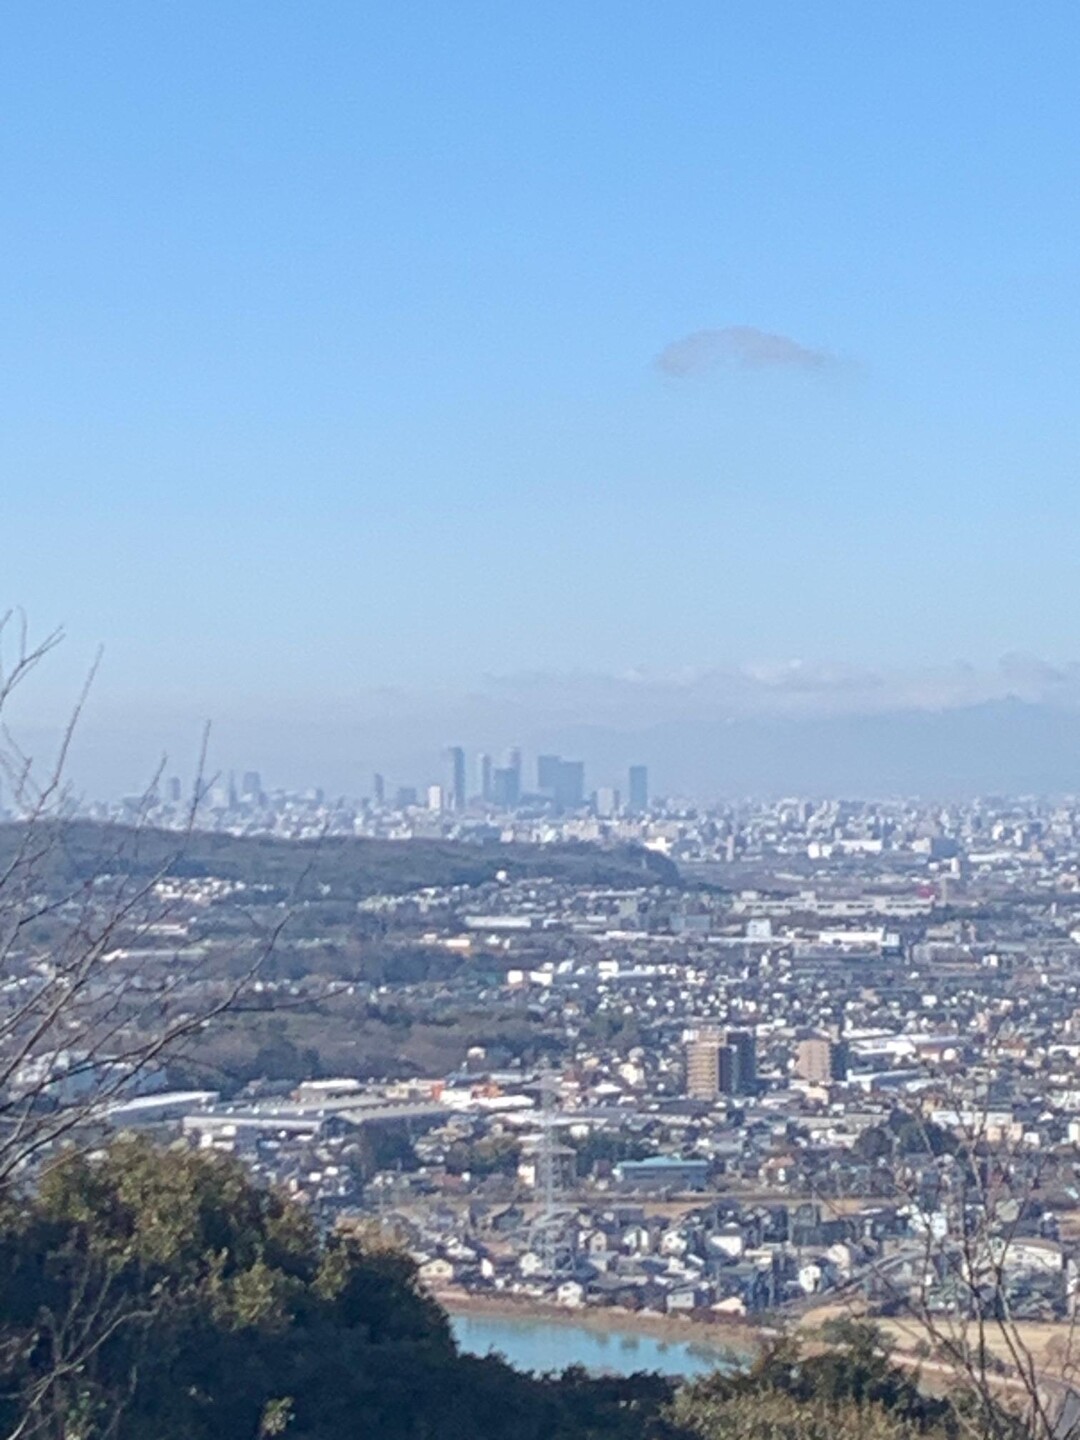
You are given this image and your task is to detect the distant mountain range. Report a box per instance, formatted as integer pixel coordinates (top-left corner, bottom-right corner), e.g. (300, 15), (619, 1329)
(539, 699), (1080, 798)
(53, 695), (1080, 802)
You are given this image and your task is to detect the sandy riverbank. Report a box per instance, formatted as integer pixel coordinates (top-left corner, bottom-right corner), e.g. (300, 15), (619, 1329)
(435, 1289), (767, 1363)
(437, 1289), (1080, 1413)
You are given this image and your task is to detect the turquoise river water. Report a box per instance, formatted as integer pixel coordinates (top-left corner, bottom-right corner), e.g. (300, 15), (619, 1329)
(450, 1310), (733, 1378)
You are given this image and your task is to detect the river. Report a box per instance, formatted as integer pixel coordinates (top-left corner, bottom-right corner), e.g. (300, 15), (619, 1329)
(450, 1310), (733, 1378)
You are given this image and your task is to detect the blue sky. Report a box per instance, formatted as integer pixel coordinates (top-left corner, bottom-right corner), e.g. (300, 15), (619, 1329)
(4, 2), (1080, 788)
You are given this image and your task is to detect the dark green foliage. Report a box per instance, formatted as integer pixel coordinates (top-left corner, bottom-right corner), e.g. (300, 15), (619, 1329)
(251, 1018), (323, 1083)
(0, 1140), (681, 1439)
(347, 1122), (420, 1183)
(673, 1328), (958, 1440)
(444, 1134), (521, 1177)
(854, 1112), (959, 1165)
(886, 1111), (958, 1159)
(569, 1130), (655, 1175)
(672, 1389), (948, 1440)
(854, 1125), (893, 1164)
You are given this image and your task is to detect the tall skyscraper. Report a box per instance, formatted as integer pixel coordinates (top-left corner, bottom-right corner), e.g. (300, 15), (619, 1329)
(628, 765), (648, 814)
(478, 752), (493, 803)
(445, 747), (466, 812)
(537, 755), (585, 812)
(558, 760), (585, 811)
(506, 747), (522, 794)
(537, 754), (562, 796)
(241, 771), (262, 801)
(491, 766), (519, 809)
(372, 773), (386, 806)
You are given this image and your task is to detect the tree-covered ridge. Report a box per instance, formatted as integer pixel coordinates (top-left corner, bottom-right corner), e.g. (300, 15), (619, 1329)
(0, 821), (680, 899)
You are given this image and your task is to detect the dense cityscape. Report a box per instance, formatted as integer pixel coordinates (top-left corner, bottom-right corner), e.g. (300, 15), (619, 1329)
(65, 747), (652, 838)
(7, 1), (1080, 1433)
(20, 780), (1080, 1380)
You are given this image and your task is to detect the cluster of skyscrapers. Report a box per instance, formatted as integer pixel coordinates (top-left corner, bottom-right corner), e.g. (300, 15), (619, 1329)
(371, 751), (649, 816)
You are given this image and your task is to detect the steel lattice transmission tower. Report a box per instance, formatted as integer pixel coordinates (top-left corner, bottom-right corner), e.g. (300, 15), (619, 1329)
(526, 1070), (576, 1279)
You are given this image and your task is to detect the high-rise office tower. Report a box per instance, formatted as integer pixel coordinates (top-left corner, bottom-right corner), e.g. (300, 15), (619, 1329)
(537, 754), (563, 797)
(372, 773), (386, 806)
(491, 766), (519, 809)
(628, 765), (648, 814)
(241, 771), (262, 801)
(478, 752), (493, 803)
(506, 747), (522, 795)
(445, 747), (466, 812)
(557, 760), (585, 811)
(427, 784), (444, 812)
(537, 755), (586, 811)
(166, 776), (182, 804)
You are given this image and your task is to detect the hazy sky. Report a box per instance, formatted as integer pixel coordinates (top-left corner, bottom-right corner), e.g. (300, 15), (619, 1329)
(5, 3), (1080, 789)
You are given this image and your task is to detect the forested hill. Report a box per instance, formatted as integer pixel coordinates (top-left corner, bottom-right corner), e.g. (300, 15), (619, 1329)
(0, 821), (680, 898)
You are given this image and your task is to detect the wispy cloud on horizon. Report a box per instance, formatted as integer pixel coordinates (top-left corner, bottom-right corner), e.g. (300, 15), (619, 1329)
(655, 325), (837, 377)
(51, 654), (1080, 797)
(477, 654), (1080, 726)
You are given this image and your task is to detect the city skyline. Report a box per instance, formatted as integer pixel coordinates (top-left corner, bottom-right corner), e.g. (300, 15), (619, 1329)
(14, 656), (1080, 801)
(66, 750), (651, 818)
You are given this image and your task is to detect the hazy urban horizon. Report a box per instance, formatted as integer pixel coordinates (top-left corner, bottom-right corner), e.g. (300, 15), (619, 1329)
(13, 647), (1080, 802)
